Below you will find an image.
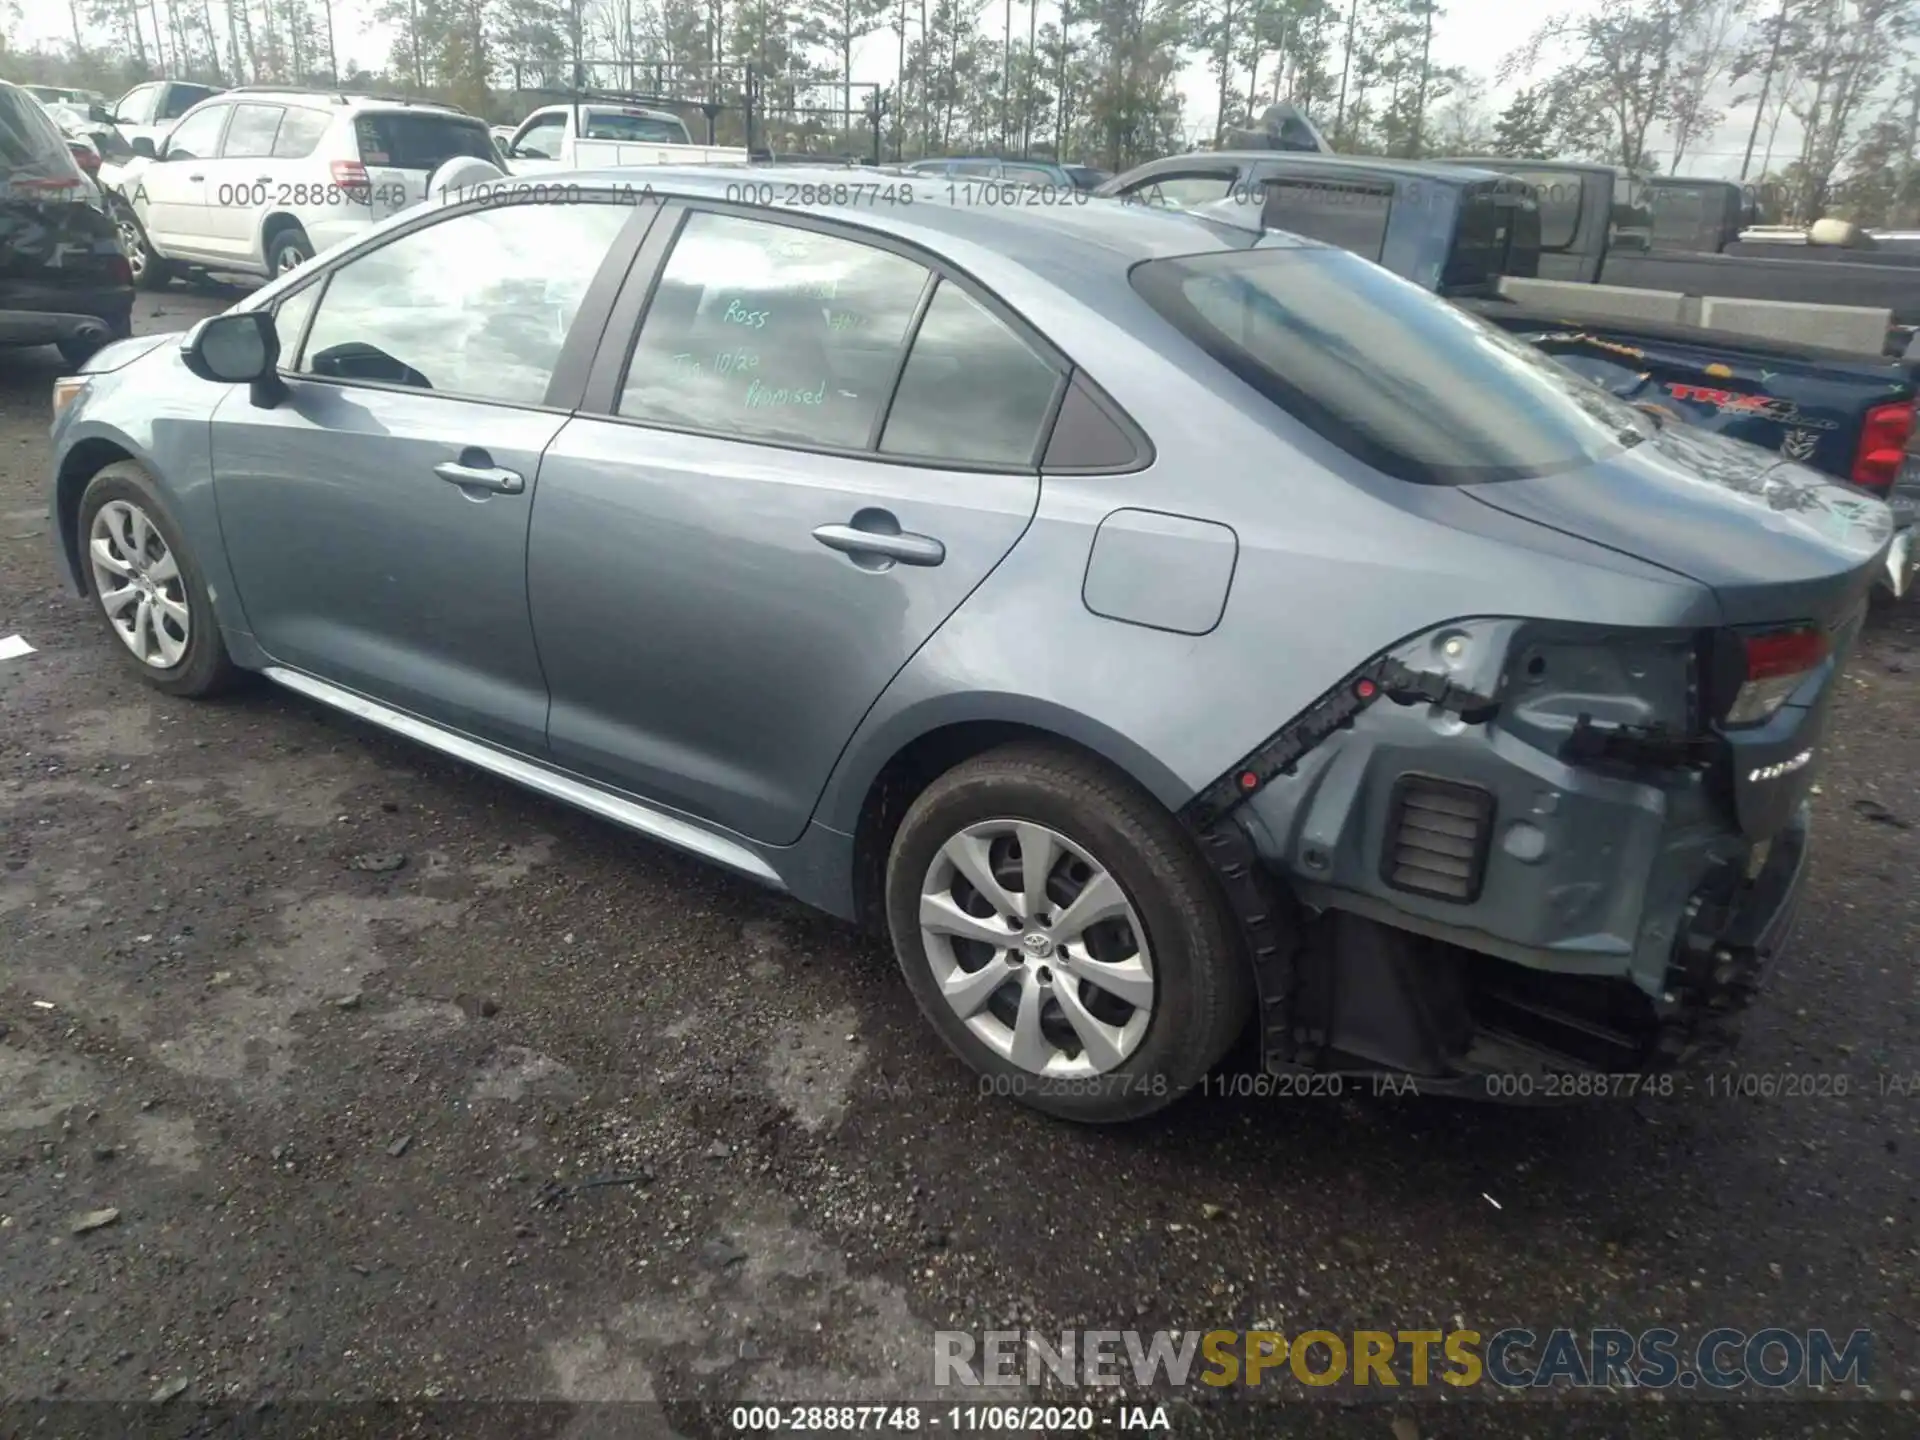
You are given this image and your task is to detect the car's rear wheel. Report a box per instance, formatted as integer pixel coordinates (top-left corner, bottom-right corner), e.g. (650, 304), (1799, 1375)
(266, 226), (314, 275)
(78, 464), (239, 698)
(884, 743), (1251, 1123)
(114, 203), (171, 291)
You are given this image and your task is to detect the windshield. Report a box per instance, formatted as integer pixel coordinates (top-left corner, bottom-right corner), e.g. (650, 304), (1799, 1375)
(1130, 246), (1646, 484)
(355, 112), (493, 170)
(582, 110), (689, 144)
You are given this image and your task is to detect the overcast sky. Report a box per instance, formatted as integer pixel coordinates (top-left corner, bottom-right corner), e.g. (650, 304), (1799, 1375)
(14, 0), (1790, 176)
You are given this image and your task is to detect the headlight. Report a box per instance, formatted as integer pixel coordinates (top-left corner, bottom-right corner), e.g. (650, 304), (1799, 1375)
(51, 375), (90, 422)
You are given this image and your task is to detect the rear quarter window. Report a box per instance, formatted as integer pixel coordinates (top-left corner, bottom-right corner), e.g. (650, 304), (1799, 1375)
(1130, 246), (1646, 484)
(1501, 167), (1583, 251)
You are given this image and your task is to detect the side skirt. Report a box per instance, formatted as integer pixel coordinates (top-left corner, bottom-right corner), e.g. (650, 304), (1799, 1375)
(261, 666), (786, 890)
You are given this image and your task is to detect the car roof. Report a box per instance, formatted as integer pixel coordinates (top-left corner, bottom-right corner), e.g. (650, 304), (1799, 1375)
(203, 88), (469, 115)
(1135, 150), (1517, 186)
(550, 164), (1278, 295)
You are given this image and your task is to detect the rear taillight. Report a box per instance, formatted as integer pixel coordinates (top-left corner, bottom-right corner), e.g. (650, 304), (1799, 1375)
(1724, 626), (1829, 726)
(1852, 400), (1913, 492)
(330, 159), (371, 196)
(67, 143), (100, 175)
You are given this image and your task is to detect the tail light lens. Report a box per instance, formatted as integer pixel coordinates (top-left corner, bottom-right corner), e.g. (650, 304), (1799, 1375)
(330, 159), (371, 197)
(1724, 626), (1829, 726)
(67, 142), (100, 175)
(1852, 400), (1913, 492)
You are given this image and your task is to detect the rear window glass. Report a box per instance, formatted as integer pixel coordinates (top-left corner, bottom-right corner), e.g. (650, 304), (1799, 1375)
(582, 111), (687, 143)
(355, 113), (493, 170)
(1130, 247), (1645, 484)
(0, 88), (84, 181)
(1259, 178), (1392, 261)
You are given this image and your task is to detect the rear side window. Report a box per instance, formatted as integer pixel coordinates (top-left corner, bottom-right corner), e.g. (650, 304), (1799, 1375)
(1259, 178), (1392, 261)
(510, 114), (568, 158)
(223, 104), (284, 159)
(355, 112), (492, 170)
(274, 108), (332, 159)
(880, 280), (1062, 467)
(1130, 247), (1645, 484)
(618, 211), (929, 450)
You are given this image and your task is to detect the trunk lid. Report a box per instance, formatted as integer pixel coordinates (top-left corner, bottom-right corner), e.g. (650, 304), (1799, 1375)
(1462, 421), (1892, 628)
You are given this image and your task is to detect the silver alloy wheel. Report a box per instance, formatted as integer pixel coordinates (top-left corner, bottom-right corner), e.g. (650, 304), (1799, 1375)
(116, 211), (148, 278)
(88, 499), (189, 669)
(918, 819), (1154, 1077)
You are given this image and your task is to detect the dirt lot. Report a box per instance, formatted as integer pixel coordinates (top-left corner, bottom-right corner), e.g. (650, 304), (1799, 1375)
(0, 290), (1916, 1439)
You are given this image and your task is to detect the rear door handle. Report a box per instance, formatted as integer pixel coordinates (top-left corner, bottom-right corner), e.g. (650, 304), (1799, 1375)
(812, 513), (945, 567)
(187, 172), (204, 181)
(434, 460), (525, 494)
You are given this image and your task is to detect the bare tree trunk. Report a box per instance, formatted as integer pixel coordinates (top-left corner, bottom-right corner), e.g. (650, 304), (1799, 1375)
(69, 0), (85, 56)
(1333, 0), (1357, 141)
(408, 0), (422, 87)
(200, 0), (224, 78)
(321, 0), (337, 81)
(1023, 0), (1035, 155)
(1214, 0), (1234, 146)
(1410, 0), (1433, 156)
(895, 0), (907, 158)
(148, 0), (169, 69)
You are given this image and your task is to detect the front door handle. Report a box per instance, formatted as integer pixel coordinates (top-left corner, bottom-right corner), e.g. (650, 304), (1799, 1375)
(187, 172), (204, 181)
(434, 460), (525, 494)
(813, 510), (945, 568)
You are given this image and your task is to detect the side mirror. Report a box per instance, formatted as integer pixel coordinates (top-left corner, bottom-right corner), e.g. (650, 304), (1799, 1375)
(181, 312), (286, 407)
(131, 136), (156, 159)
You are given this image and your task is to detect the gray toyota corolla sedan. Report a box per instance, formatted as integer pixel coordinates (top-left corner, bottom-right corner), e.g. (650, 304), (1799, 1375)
(48, 169), (1893, 1122)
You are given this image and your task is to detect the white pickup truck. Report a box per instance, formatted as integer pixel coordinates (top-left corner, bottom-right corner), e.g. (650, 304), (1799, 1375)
(500, 104), (748, 172)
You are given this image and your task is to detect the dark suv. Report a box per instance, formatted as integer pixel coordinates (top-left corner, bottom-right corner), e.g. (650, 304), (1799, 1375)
(0, 81), (133, 365)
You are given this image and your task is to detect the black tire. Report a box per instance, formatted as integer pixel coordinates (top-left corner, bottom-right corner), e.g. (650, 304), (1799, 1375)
(115, 203), (172, 292)
(57, 333), (107, 368)
(265, 226), (314, 277)
(77, 463), (241, 699)
(884, 742), (1252, 1123)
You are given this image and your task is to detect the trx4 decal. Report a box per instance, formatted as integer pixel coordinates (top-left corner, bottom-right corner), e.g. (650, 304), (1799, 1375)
(1664, 383), (1840, 430)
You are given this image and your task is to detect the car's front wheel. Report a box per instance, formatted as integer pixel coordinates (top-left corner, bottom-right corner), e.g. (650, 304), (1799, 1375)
(114, 203), (171, 291)
(78, 463), (240, 698)
(885, 743), (1251, 1122)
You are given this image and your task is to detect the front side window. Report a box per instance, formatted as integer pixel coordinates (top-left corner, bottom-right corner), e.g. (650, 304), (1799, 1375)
(296, 202), (632, 404)
(1130, 245), (1645, 484)
(880, 280), (1061, 466)
(618, 211), (930, 450)
(115, 85), (157, 125)
(162, 105), (228, 162)
(222, 104), (284, 159)
(271, 282), (322, 366)
(512, 114), (568, 159)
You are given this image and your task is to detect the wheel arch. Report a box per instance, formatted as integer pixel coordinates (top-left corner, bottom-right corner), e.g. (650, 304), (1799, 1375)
(831, 696), (1194, 937)
(259, 211), (307, 266)
(55, 435), (142, 595)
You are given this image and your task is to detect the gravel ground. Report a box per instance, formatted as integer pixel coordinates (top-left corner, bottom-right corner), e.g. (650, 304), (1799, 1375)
(0, 288), (1915, 1440)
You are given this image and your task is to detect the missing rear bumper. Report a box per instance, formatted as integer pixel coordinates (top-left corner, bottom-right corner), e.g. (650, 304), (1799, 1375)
(1202, 805), (1812, 1100)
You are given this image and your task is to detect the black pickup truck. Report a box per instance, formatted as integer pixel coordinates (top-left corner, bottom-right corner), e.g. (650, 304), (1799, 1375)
(1096, 151), (1917, 596)
(1440, 158), (1920, 351)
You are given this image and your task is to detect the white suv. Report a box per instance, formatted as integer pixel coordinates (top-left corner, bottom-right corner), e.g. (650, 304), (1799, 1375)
(102, 88), (494, 289)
